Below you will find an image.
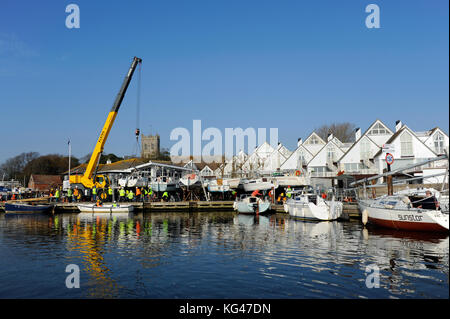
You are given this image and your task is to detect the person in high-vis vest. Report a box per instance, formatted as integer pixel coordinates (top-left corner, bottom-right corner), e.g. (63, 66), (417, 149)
(136, 187), (142, 201)
(92, 186), (97, 202)
(148, 187), (153, 201)
(127, 190), (134, 202)
(55, 188), (60, 203)
(67, 187), (73, 203)
(108, 187), (113, 202)
(286, 186), (292, 199)
(119, 188), (125, 202)
(162, 191), (169, 202)
(73, 187), (79, 203)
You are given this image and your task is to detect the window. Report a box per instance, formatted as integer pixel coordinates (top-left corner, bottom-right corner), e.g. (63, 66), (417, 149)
(327, 145), (335, 161)
(298, 150), (306, 165)
(434, 132), (445, 154)
(400, 132), (413, 157)
(368, 123), (388, 135)
(360, 139), (371, 160)
(308, 135), (319, 144)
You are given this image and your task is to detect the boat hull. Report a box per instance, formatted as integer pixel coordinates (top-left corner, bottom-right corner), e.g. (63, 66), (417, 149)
(4, 203), (52, 214)
(243, 182), (276, 192)
(359, 200), (449, 232)
(236, 201), (271, 214)
(77, 204), (135, 213)
(285, 200), (343, 221)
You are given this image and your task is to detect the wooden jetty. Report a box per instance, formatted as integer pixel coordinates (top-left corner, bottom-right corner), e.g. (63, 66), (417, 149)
(1, 200), (361, 217)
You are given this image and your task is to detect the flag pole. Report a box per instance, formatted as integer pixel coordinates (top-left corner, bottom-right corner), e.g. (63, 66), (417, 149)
(68, 139), (71, 187)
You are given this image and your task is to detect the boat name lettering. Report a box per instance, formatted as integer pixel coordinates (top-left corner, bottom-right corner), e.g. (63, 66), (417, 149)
(398, 214), (422, 222)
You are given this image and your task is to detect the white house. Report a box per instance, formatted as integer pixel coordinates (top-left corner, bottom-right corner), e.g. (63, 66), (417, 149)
(373, 124), (439, 176)
(241, 142), (276, 175)
(307, 134), (347, 177)
(302, 132), (327, 156)
(280, 138), (315, 172)
(261, 143), (292, 173)
(337, 120), (394, 175)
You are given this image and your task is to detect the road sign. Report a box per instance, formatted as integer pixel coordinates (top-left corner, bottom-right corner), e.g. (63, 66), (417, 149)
(385, 153), (394, 165)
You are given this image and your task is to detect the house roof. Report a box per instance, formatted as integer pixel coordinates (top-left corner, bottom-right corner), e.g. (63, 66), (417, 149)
(372, 125), (438, 158)
(29, 174), (62, 185)
(337, 119), (392, 162)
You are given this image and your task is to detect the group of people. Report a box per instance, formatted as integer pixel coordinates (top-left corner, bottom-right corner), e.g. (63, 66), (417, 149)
(49, 185), (173, 203)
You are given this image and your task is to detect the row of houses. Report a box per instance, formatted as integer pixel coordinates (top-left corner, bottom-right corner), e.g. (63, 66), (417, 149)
(185, 119), (449, 183)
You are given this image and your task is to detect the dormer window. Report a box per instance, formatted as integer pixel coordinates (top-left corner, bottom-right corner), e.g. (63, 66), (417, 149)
(434, 132), (445, 154)
(368, 123), (388, 135)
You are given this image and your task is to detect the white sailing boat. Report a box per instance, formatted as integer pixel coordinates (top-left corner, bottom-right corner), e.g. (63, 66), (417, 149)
(284, 187), (343, 221)
(358, 193), (449, 232)
(234, 195), (271, 214)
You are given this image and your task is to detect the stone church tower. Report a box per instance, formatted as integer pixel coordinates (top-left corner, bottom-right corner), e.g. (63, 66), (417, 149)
(141, 134), (160, 158)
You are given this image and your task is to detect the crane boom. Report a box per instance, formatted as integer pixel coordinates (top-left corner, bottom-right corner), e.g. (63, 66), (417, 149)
(70, 56), (142, 189)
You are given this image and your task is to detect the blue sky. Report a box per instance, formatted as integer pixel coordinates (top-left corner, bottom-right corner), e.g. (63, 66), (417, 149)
(0, 0), (448, 164)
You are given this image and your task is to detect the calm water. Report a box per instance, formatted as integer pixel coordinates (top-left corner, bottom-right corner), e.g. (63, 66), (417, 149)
(0, 211), (448, 299)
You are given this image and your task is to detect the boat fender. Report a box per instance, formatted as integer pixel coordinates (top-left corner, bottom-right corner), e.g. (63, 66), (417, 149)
(362, 209), (369, 225)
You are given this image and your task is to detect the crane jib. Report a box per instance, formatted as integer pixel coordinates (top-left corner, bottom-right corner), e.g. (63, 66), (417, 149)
(110, 57), (142, 113)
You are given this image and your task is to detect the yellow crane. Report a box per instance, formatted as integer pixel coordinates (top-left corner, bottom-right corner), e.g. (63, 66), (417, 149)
(70, 57), (142, 190)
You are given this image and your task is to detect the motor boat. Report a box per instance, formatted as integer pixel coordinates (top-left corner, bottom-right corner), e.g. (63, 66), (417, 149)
(222, 178), (241, 189)
(273, 175), (308, 187)
(284, 187), (343, 221)
(234, 195), (271, 214)
(180, 173), (201, 188)
(358, 193), (449, 232)
(118, 172), (148, 188)
(150, 176), (178, 192)
(242, 177), (278, 192)
(205, 179), (231, 193)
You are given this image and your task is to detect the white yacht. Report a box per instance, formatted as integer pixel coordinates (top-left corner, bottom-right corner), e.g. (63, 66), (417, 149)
(284, 186), (343, 221)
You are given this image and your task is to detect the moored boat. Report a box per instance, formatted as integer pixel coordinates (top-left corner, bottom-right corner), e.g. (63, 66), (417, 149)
(77, 203), (135, 213)
(359, 195), (449, 232)
(4, 202), (53, 214)
(234, 195), (271, 214)
(284, 188), (343, 221)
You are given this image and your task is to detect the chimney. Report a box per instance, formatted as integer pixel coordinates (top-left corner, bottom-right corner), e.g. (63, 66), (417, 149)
(327, 133), (333, 142)
(355, 127), (361, 141)
(395, 120), (402, 132)
(297, 138), (302, 147)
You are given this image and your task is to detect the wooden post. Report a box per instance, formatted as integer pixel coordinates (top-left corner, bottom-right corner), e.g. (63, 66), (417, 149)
(387, 163), (393, 196)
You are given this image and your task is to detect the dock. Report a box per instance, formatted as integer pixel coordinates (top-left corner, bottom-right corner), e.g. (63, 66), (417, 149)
(1, 200), (361, 219)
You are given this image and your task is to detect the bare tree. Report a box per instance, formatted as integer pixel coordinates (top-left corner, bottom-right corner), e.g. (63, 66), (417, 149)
(315, 122), (356, 143)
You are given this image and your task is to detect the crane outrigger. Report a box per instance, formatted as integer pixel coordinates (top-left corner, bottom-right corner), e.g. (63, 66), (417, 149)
(69, 56), (142, 191)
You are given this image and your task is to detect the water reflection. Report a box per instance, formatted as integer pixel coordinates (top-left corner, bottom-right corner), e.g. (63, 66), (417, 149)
(0, 212), (448, 298)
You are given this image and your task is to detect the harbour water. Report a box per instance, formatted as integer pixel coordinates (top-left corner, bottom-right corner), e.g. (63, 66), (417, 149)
(0, 211), (448, 299)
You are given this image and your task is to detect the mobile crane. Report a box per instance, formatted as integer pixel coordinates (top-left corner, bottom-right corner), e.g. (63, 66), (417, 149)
(69, 56), (142, 191)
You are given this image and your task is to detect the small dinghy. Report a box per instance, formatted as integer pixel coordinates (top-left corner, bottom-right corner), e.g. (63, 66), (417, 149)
(77, 203), (134, 213)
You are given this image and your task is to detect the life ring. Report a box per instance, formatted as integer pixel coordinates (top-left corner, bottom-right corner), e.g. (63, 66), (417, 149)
(295, 170), (301, 176)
